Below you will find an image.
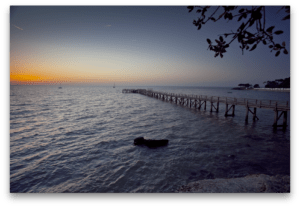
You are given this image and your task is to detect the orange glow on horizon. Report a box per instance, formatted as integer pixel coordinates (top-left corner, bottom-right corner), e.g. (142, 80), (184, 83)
(10, 58), (178, 85)
(10, 51), (207, 85)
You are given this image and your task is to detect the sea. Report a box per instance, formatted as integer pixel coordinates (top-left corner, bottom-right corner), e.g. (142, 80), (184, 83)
(10, 85), (290, 193)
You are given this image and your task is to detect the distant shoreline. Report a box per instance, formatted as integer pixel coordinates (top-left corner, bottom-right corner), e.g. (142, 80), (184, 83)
(252, 88), (290, 92)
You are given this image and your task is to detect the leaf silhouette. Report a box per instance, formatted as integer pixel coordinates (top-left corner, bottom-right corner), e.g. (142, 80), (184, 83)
(219, 36), (224, 42)
(239, 22), (245, 31)
(215, 39), (221, 44)
(238, 15), (243, 21)
(247, 38), (256, 44)
(274, 30), (283, 35)
(282, 14), (290, 20)
(249, 19), (255, 27)
(266, 26), (275, 33)
(275, 51), (280, 56)
(221, 48), (227, 53)
(249, 44), (257, 51)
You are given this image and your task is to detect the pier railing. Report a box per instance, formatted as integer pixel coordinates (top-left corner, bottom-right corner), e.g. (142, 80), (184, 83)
(122, 89), (289, 110)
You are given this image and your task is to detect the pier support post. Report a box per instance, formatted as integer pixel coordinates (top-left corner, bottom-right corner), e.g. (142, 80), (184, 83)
(245, 107), (249, 122)
(225, 104), (228, 116)
(253, 108), (257, 120)
(273, 110), (278, 127)
(283, 111), (288, 127)
(245, 107), (259, 122)
(225, 104), (235, 117)
(273, 110), (288, 128)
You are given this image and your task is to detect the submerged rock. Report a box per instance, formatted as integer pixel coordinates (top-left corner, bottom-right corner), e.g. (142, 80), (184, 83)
(176, 174), (290, 193)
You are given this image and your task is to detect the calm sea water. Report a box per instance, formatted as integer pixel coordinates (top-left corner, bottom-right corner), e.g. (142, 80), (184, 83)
(10, 85), (290, 193)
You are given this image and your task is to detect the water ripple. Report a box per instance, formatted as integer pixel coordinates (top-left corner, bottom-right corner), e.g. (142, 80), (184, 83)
(10, 85), (290, 192)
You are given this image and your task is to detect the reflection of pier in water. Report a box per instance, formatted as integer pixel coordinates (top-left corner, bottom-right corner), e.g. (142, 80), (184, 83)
(122, 89), (290, 128)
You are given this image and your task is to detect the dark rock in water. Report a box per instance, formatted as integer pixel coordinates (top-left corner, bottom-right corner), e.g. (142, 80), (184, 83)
(134, 137), (145, 145)
(190, 172), (197, 176)
(134, 137), (169, 148)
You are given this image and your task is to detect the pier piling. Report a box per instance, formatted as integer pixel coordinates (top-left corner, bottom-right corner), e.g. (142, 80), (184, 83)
(273, 110), (288, 128)
(245, 107), (249, 122)
(253, 108), (257, 121)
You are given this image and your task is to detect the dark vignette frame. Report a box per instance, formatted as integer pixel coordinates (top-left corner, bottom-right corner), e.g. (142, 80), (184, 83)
(1, 1), (299, 206)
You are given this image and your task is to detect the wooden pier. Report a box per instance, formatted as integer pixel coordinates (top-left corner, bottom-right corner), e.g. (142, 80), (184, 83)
(122, 89), (290, 128)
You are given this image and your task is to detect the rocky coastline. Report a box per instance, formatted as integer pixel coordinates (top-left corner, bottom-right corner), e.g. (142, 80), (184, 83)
(176, 174), (290, 193)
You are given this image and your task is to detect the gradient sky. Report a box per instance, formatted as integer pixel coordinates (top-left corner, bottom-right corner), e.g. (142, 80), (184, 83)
(10, 6), (290, 87)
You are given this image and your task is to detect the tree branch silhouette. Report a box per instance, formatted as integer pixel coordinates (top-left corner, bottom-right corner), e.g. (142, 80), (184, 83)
(187, 6), (290, 58)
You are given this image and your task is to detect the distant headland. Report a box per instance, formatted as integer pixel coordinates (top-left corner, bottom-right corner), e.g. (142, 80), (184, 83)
(232, 77), (290, 92)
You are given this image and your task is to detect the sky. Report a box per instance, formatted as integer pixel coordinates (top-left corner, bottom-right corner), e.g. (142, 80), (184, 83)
(10, 6), (290, 87)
